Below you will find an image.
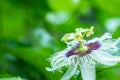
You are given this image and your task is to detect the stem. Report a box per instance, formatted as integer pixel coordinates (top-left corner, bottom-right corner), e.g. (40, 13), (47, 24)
(82, 30), (88, 38)
(76, 73), (81, 80)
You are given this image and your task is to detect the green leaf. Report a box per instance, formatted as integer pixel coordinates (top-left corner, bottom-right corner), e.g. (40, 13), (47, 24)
(0, 77), (25, 80)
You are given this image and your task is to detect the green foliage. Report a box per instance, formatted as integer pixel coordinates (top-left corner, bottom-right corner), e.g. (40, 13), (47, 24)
(0, 0), (120, 80)
(0, 77), (24, 80)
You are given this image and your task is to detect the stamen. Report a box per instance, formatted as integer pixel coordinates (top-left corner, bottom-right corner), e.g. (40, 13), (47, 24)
(61, 26), (94, 43)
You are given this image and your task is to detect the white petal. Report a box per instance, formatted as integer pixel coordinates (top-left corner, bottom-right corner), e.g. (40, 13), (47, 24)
(46, 67), (54, 71)
(80, 61), (95, 80)
(50, 49), (68, 63)
(46, 59), (68, 71)
(115, 38), (120, 47)
(99, 33), (112, 41)
(86, 38), (98, 44)
(50, 59), (68, 71)
(100, 39), (118, 55)
(90, 51), (120, 66)
(61, 62), (78, 80)
(115, 38), (120, 56)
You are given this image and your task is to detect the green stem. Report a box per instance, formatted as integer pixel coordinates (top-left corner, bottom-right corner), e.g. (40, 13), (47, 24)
(82, 30), (88, 38)
(76, 73), (81, 80)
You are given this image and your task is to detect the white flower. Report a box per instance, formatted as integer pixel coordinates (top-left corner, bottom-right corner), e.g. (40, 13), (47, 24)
(46, 27), (120, 80)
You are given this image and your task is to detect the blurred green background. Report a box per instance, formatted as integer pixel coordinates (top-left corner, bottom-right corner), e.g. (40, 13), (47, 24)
(0, 0), (120, 80)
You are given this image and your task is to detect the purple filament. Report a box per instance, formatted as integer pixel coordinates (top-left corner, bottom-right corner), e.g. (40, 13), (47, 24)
(66, 41), (101, 57)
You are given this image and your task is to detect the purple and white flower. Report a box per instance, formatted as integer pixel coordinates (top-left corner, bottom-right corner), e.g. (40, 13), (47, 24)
(46, 27), (120, 80)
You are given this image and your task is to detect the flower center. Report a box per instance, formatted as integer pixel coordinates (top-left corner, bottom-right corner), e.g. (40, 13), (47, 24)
(66, 41), (101, 57)
(61, 26), (100, 57)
